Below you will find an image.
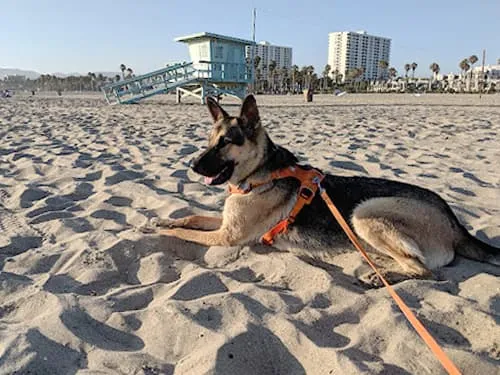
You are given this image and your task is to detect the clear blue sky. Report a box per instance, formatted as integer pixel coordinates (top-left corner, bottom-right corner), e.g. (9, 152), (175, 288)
(1, 0), (498, 76)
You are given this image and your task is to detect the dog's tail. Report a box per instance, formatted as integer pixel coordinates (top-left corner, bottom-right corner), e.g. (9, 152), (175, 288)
(455, 230), (500, 266)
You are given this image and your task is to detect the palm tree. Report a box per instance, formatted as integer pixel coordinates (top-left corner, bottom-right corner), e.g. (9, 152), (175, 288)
(429, 63), (440, 80)
(291, 65), (299, 93)
(120, 64), (127, 80)
(331, 69), (341, 85)
(88, 72), (96, 91)
(468, 55), (478, 89)
(252, 55), (261, 91)
(404, 64), (411, 78)
(411, 62), (418, 78)
(459, 59), (470, 91)
(345, 67), (364, 91)
(428, 63), (440, 91)
(322, 64), (331, 92)
(388, 67), (397, 80)
(278, 67), (287, 92)
(268, 60), (277, 92)
(346, 68), (358, 82)
(255, 68), (262, 92)
(299, 66), (310, 90)
(355, 67), (365, 87)
(459, 58), (470, 76)
(253, 55), (261, 70)
(305, 65), (315, 89)
(378, 60), (389, 80)
(97, 73), (105, 89)
(468, 55), (478, 71)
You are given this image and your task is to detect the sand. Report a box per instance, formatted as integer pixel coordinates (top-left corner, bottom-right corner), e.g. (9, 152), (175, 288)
(0, 92), (499, 374)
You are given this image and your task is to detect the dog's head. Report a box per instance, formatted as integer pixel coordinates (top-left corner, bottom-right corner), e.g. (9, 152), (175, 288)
(191, 95), (266, 185)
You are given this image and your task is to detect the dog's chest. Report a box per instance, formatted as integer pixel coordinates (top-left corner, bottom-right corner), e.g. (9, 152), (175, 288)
(222, 191), (297, 242)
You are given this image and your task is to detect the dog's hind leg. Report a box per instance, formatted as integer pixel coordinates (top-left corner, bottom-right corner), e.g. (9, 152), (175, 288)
(351, 198), (434, 281)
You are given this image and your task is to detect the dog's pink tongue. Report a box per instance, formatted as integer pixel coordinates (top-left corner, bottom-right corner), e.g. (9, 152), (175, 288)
(204, 176), (214, 185)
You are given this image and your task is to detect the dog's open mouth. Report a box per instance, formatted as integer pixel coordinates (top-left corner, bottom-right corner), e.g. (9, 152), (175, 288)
(203, 162), (235, 185)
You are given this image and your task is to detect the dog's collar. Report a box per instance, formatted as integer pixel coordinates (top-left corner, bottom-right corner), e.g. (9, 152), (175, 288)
(227, 166), (291, 194)
(228, 180), (274, 194)
(228, 178), (274, 194)
(228, 165), (323, 195)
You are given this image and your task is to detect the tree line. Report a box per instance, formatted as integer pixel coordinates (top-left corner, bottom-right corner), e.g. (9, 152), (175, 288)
(1, 63), (134, 92)
(2, 57), (495, 94)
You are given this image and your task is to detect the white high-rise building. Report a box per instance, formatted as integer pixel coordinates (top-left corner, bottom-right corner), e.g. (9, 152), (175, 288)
(245, 41), (292, 80)
(328, 31), (391, 82)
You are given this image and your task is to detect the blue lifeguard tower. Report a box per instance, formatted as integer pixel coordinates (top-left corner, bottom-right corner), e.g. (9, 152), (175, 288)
(101, 32), (254, 105)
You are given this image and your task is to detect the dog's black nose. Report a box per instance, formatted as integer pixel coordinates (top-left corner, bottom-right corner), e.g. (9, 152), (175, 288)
(190, 155), (202, 174)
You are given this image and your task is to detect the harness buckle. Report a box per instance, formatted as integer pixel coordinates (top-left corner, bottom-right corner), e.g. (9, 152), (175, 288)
(299, 186), (315, 202)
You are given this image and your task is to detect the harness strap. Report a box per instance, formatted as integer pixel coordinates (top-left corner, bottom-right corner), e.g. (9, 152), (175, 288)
(262, 166), (324, 245)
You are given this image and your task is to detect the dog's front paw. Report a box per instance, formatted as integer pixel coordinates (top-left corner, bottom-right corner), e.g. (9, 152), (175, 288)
(139, 217), (186, 234)
(151, 217), (180, 228)
(358, 270), (385, 288)
(139, 219), (159, 234)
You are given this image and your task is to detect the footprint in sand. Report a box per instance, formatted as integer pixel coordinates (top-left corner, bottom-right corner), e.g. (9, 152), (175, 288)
(330, 160), (368, 174)
(19, 187), (51, 208)
(171, 273), (228, 301)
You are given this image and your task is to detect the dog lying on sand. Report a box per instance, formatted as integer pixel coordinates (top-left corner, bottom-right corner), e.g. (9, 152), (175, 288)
(143, 95), (499, 285)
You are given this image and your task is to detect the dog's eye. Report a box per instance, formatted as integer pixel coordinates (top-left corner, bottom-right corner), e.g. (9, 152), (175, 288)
(216, 136), (229, 149)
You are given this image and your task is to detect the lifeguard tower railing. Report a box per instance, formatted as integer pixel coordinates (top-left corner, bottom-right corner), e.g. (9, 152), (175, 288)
(102, 61), (251, 105)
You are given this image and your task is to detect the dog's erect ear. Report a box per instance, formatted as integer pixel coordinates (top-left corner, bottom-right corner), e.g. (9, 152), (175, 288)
(239, 95), (260, 129)
(207, 96), (229, 122)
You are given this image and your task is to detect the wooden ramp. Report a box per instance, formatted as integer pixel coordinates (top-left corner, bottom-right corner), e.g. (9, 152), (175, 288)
(101, 62), (198, 105)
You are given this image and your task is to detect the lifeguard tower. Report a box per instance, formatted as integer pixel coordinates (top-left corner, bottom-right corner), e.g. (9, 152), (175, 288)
(101, 32), (254, 105)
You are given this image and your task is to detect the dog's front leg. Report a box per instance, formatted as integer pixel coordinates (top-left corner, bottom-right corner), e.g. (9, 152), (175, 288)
(160, 227), (235, 247)
(154, 215), (222, 231)
(141, 215), (222, 234)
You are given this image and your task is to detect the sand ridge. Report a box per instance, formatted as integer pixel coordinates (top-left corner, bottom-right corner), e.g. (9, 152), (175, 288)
(0, 93), (499, 374)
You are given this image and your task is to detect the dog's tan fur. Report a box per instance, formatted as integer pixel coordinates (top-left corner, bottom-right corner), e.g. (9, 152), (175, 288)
(160, 187), (296, 247)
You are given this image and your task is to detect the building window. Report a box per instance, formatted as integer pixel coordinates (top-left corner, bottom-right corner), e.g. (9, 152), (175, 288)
(215, 46), (224, 59)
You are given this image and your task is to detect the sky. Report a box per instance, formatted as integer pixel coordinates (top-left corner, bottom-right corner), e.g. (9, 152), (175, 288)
(1, 0), (499, 76)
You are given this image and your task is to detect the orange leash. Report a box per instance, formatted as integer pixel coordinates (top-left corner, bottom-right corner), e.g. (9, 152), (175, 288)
(318, 187), (462, 375)
(230, 165), (461, 374)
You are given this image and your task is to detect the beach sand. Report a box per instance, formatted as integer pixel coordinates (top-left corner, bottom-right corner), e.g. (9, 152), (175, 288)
(0, 93), (499, 374)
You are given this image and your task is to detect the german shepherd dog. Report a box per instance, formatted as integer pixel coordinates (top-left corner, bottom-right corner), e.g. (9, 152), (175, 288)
(144, 95), (499, 285)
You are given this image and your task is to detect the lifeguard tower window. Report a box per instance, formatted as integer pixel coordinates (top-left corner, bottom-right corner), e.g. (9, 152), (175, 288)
(215, 46), (224, 59)
(200, 45), (208, 59)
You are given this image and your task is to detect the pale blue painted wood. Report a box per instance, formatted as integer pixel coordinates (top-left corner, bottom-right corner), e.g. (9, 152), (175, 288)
(102, 32), (255, 105)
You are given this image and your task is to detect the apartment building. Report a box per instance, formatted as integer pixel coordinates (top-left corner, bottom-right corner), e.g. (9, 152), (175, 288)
(328, 31), (391, 81)
(246, 41), (292, 80)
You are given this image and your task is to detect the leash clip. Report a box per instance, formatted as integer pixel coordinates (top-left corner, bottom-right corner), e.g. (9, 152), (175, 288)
(312, 176), (324, 193)
(238, 181), (251, 193)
